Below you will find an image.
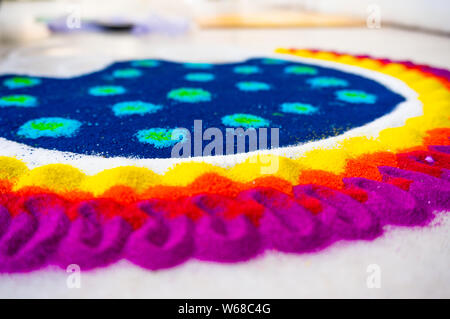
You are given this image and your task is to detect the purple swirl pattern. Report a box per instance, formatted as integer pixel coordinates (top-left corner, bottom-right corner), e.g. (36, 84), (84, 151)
(0, 159), (448, 272)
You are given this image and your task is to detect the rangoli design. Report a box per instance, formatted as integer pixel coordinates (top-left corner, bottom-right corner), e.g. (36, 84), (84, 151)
(0, 49), (448, 272)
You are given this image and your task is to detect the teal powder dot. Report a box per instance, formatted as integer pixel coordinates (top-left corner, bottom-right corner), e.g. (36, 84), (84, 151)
(183, 63), (213, 69)
(18, 117), (82, 139)
(307, 77), (349, 88)
(131, 60), (160, 68)
(284, 65), (318, 75)
(112, 69), (142, 78)
(222, 113), (270, 128)
(136, 128), (187, 148)
(236, 81), (271, 92)
(3, 77), (41, 89)
(89, 85), (126, 96)
(0, 95), (37, 107)
(262, 58), (286, 65)
(281, 102), (318, 115)
(335, 90), (377, 104)
(233, 65), (260, 74)
(112, 101), (163, 117)
(167, 87), (211, 103)
(185, 73), (215, 82)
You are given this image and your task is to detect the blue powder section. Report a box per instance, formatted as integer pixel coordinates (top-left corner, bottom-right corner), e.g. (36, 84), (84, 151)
(0, 57), (404, 158)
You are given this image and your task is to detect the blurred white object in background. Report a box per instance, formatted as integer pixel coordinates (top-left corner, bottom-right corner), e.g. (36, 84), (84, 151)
(187, 0), (450, 32)
(0, 1), (50, 43)
(0, 0), (448, 44)
(188, 0), (450, 33)
(0, 0), (193, 42)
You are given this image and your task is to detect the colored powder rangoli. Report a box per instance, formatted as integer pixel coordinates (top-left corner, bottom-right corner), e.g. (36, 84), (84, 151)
(0, 49), (448, 273)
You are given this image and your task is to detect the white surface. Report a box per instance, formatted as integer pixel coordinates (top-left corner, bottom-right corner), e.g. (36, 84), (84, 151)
(0, 27), (449, 298)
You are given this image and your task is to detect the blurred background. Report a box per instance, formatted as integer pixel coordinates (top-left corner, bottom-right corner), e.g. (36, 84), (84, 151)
(0, 0), (449, 73)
